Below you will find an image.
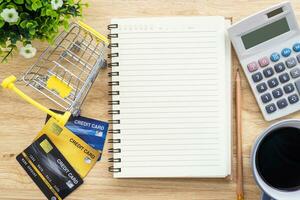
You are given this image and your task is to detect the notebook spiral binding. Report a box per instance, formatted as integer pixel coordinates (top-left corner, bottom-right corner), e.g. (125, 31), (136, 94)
(107, 24), (122, 173)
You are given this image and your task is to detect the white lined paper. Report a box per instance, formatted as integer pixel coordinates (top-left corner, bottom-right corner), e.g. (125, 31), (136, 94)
(110, 17), (231, 178)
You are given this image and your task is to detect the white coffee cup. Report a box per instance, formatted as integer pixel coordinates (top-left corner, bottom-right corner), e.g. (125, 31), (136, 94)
(251, 119), (300, 200)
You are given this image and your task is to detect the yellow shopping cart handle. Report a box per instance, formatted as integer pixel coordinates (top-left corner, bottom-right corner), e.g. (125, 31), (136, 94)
(1, 75), (71, 126)
(77, 21), (109, 45)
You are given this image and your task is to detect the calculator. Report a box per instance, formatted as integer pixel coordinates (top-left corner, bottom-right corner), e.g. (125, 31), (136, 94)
(228, 2), (300, 121)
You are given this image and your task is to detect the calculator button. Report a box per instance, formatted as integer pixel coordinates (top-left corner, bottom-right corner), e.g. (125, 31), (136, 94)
(286, 57), (297, 68)
(279, 73), (290, 83)
(297, 54), (300, 63)
(272, 88), (283, 98)
(290, 68), (300, 79)
(256, 83), (268, 93)
(270, 52), (280, 62)
(267, 78), (279, 88)
(258, 57), (269, 67)
(288, 94), (299, 104)
(265, 103), (277, 113)
(261, 93), (272, 103)
(281, 48), (292, 57)
(274, 62), (286, 73)
(295, 79), (300, 93)
(247, 62), (258, 72)
(283, 83), (295, 94)
(293, 43), (300, 52)
(252, 72), (263, 83)
(263, 67), (274, 78)
(277, 98), (288, 109)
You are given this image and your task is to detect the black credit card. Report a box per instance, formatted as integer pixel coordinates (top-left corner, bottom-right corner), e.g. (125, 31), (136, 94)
(17, 134), (83, 200)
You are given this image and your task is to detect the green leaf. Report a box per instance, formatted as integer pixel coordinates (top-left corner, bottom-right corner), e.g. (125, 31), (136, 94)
(17, 5), (23, 12)
(60, 8), (67, 13)
(31, 1), (42, 11)
(46, 9), (52, 16)
(41, 8), (46, 16)
(29, 28), (35, 35)
(31, 20), (38, 27)
(26, 22), (33, 28)
(9, 32), (19, 44)
(20, 12), (29, 19)
(36, 0), (42, 8)
(13, 0), (24, 4)
(25, 3), (32, 11)
(0, 19), (4, 28)
(7, 3), (17, 9)
(20, 20), (27, 28)
(31, 3), (37, 10)
(0, 3), (7, 11)
(63, 20), (69, 30)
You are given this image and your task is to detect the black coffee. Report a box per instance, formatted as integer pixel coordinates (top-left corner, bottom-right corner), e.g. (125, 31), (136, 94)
(256, 127), (300, 191)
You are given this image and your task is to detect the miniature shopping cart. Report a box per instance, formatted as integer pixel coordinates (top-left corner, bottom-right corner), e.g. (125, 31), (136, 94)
(1, 21), (109, 126)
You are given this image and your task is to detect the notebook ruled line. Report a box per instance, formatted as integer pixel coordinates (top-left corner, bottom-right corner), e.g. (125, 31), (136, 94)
(122, 148), (219, 151)
(121, 143), (219, 147)
(118, 36), (217, 39)
(122, 77), (217, 82)
(118, 132), (219, 136)
(119, 51), (217, 55)
(120, 99), (219, 103)
(119, 46), (217, 50)
(117, 62), (218, 66)
(116, 30), (217, 34)
(121, 127), (220, 130)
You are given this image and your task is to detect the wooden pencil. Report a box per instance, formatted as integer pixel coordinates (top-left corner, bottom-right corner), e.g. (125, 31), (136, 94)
(236, 68), (244, 200)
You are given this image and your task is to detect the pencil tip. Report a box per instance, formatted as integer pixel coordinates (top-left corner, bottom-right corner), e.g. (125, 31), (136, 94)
(237, 194), (244, 200)
(236, 68), (241, 79)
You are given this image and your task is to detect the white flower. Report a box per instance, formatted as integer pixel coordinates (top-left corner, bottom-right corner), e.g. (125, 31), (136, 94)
(0, 8), (19, 23)
(51, 0), (64, 10)
(20, 44), (37, 59)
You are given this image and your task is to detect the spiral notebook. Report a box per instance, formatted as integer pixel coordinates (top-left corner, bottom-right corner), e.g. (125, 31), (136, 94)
(108, 16), (232, 178)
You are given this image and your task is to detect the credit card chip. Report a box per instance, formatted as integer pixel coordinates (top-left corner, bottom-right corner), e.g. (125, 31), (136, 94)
(40, 139), (53, 154)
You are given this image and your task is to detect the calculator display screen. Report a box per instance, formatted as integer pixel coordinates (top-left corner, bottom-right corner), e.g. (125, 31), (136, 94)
(241, 18), (290, 49)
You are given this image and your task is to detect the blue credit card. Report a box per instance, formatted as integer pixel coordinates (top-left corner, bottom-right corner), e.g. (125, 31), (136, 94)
(66, 116), (109, 150)
(45, 110), (109, 159)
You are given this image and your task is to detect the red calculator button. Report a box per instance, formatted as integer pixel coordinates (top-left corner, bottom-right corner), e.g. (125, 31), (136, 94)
(258, 57), (270, 67)
(247, 62), (258, 72)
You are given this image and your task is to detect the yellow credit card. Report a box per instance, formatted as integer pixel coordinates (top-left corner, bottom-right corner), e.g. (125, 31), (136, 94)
(36, 117), (100, 178)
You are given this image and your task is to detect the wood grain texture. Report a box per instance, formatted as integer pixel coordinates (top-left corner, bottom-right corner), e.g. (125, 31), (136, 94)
(1, 0), (300, 199)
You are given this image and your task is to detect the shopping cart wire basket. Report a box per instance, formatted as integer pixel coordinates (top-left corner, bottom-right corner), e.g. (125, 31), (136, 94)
(1, 21), (109, 126)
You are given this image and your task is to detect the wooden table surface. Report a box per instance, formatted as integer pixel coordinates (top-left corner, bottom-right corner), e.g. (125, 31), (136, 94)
(1, 0), (300, 199)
